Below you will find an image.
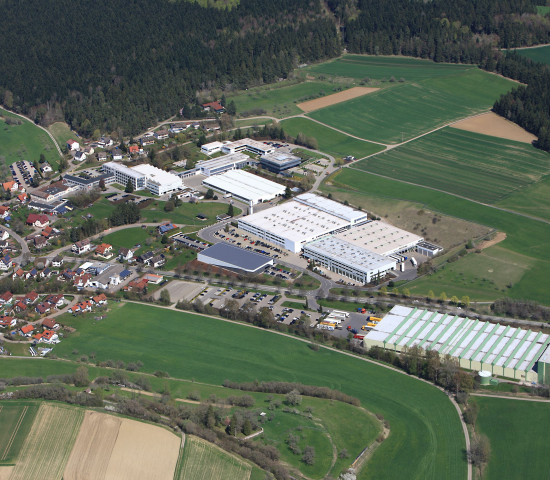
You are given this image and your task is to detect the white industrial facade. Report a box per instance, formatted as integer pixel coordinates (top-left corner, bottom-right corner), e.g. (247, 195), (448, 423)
(335, 220), (423, 256)
(102, 162), (183, 196)
(238, 199), (350, 253)
(295, 193), (368, 226)
(221, 138), (275, 156)
(201, 141), (224, 155)
(303, 237), (396, 283)
(195, 153), (252, 176)
(363, 306), (550, 383)
(202, 170), (285, 205)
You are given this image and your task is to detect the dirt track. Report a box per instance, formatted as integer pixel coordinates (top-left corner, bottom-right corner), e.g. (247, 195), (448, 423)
(297, 87), (379, 112)
(451, 112), (536, 143)
(477, 232), (507, 250)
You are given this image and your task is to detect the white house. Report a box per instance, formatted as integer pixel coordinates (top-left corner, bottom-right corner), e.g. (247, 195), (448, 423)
(67, 139), (80, 151)
(72, 239), (92, 255)
(41, 163), (53, 173)
(112, 149), (123, 161)
(74, 151), (87, 162)
(0, 229), (10, 241)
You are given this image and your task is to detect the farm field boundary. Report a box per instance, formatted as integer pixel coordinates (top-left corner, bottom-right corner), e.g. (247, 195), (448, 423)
(0, 403), (37, 464)
(451, 112), (537, 143)
(297, 87), (378, 112)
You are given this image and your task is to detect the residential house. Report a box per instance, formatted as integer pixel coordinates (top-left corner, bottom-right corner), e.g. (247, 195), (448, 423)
(112, 149), (123, 161)
(3, 181), (18, 192)
(74, 151), (87, 162)
(12, 268), (24, 281)
(24, 291), (39, 304)
(202, 101), (225, 113)
(40, 267), (52, 279)
(128, 145), (139, 155)
(169, 123), (189, 134)
(0, 291), (13, 305)
(118, 247), (134, 262)
(0, 316), (16, 328)
(158, 222), (177, 234)
(0, 255), (12, 270)
(140, 135), (155, 146)
(51, 255), (64, 268)
(72, 239), (91, 255)
(143, 273), (163, 284)
(26, 213), (50, 228)
(41, 226), (54, 239)
(42, 318), (59, 330)
(17, 193), (28, 203)
(35, 302), (51, 315)
(98, 137), (114, 148)
(25, 268), (38, 280)
(14, 300), (27, 313)
(125, 278), (148, 292)
(154, 129), (169, 140)
(41, 164), (53, 174)
(95, 243), (113, 258)
(92, 293), (108, 305)
(0, 229), (9, 241)
(150, 255), (166, 268)
(20, 324), (34, 336)
(60, 268), (76, 282)
(96, 152), (108, 162)
(137, 251), (154, 264)
(73, 273), (92, 289)
(84, 146), (95, 155)
(33, 236), (48, 249)
(40, 329), (59, 344)
(120, 269), (132, 281)
(67, 139), (80, 151)
(0, 206), (10, 219)
(44, 294), (64, 308)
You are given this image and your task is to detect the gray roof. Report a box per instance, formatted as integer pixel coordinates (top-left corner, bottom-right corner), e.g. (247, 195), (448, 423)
(199, 242), (273, 272)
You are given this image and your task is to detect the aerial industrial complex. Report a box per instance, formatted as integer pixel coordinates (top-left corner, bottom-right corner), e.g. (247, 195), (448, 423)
(363, 305), (550, 383)
(102, 162), (183, 195)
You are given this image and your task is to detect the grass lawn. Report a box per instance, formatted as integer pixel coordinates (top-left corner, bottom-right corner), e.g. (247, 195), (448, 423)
(50, 302), (466, 480)
(515, 44), (550, 66)
(473, 396), (550, 480)
(318, 298), (373, 313)
(281, 301), (308, 310)
(353, 128), (550, 204)
(100, 227), (151, 251)
(280, 117), (384, 159)
(164, 248), (197, 270)
(308, 69), (515, 144)
(47, 122), (76, 149)
(537, 5), (550, 15)
(306, 55), (474, 82)
(293, 273), (321, 291)
(0, 108), (61, 168)
(325, 168), (550, 304)
(139, 201), (238, 226)
(228, 80), (343, 118)
(0, 402), (38, 464)
(234, 118), (273, 128)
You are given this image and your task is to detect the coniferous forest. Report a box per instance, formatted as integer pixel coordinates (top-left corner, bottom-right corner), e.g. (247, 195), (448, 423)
(1, 0), (550, 146)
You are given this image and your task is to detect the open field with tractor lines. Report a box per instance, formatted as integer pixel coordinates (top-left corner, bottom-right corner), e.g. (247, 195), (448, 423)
(9, 403), (84, 480)
(307, 69), (515, 144)
(280, 117), (384, 159)
(496, 171), (550, 222)
(0, 403), (38, 465)
(306, 55), (474, 81)
(473, 396), (550, 480)
(324, 168), (550, 304)
(353, 127), (550, 204)
(177, 435), (251, 480)
(52, 301), (466, 480)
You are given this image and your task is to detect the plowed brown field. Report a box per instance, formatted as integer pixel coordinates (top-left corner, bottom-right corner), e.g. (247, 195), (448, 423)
(297, 87), (379, 112)
(451, 112), (536, 143)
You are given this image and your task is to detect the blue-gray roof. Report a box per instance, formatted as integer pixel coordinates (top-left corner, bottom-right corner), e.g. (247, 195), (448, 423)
(199, 242), (273, 272)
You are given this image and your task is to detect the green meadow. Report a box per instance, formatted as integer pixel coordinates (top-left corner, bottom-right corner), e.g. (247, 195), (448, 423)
(308, 69), (515, 144)
(49, 302), (466, 480)
(280, 117), (385, 159)
(353, 128), (550, 204)
(515, 44), (550, 66)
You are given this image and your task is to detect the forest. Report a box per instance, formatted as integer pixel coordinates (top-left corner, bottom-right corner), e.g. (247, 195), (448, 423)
(1, 0), (550, 145)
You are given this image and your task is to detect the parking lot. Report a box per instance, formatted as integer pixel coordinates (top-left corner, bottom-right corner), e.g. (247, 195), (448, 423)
(11, 160), (37, 188)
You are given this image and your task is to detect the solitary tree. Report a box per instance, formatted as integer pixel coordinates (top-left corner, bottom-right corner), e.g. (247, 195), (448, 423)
(125, 179), (134, 193)
(227, 203), (234, 217)
(284, 186), (292, 199)
(242, 418), (252, 436)
(160, 289), (171, 305)
(302, 446), (316, 465)
(205, 188), (214, 200)
(99, 177), (106, 191)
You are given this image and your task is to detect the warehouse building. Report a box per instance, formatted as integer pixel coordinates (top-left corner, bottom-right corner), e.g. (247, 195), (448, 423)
(416, 241), (444, 257)
(295, 193), (368, 226)
(200, 141), (224, 155)
(197, 242), (274, 273)
(63, 173), (115, 191)
(260, 152), (301, 173)
(202, 170), (285, 205)
(238, 199), (351, 253)
(303, 237), (396, 283)
(102, 162), (183, 196)
(221, 138), (274, 156)
(363, 305), (550, 383)
(195, 153), (253, 176)
(335, 220), (423, 256)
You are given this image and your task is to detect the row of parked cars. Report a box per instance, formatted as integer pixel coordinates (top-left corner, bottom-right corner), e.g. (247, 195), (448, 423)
(11, 161), (37, 187)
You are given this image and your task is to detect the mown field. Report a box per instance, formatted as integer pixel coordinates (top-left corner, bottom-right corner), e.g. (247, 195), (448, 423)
(0, 108), (60, 168)
(353, 128), (550, 204)
(177, 435), (252, 480)
(308, 69), (515, 144)
(0, 402), (38, 464)
(9, 403), (84, 480)
(47, 122), (76, 149)
(515, 44), (550, 66)
(473, 396), (550, 480)
(496, 174), (550, 221)
(306, 55), (473, 81)
(51, 301), (466, 480)
(280, 117), (385, 159)
(228, 80), (347, 118)
(324, 168), (550, 303)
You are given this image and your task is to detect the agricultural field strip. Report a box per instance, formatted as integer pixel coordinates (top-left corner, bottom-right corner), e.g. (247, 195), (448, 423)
(1, 406), (28, 461)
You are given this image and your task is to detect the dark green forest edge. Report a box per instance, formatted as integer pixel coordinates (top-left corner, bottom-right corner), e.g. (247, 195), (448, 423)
(1, 0), (550, 149)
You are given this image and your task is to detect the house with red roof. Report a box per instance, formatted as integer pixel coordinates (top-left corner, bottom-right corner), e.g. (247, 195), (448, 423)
(41, 226), (54, 238)
(0, 206), (10, 219)
(128, 145), (139, 154)
(44, 294), (64, 308)
(72, 239), (91, 255)
(124, 278), (148, 292)
(92, 293), (108, 305)
(73, 273), (92, 288)
(42, 318), (59, 330)
(95, 243), (113, 258)
(25, 291), (39, 304)
(0, 291), (13, 304)
(26, 213), (50, 228)
(67, 139), (80, 151)
(202, 101), (225, 113)
(0, 316), (16, 328)
(12, 268), (24, 281)
(40, 329), (59, 344)
(3, 181), (18, 192)
(14, 300), (27, 313)
(35, 302), (51, 315)
(20, 324), (34, 336)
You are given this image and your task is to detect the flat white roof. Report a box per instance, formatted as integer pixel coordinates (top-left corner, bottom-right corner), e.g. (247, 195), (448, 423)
(196, 152), (249, 171)
(336, 220), (423, 255)
(103, 162), (145, 180)
(202, 141), (224, 150)
(133, 164), (183, 187)
(295, 193), (367, 223)
(224, 138), (271, 151)
(240, 200), (349, 243)
(364, 306), (550, 373)
(260, 152), (301, 165)
(304, 237), (395, 273)
(203, 170), (285, 204)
